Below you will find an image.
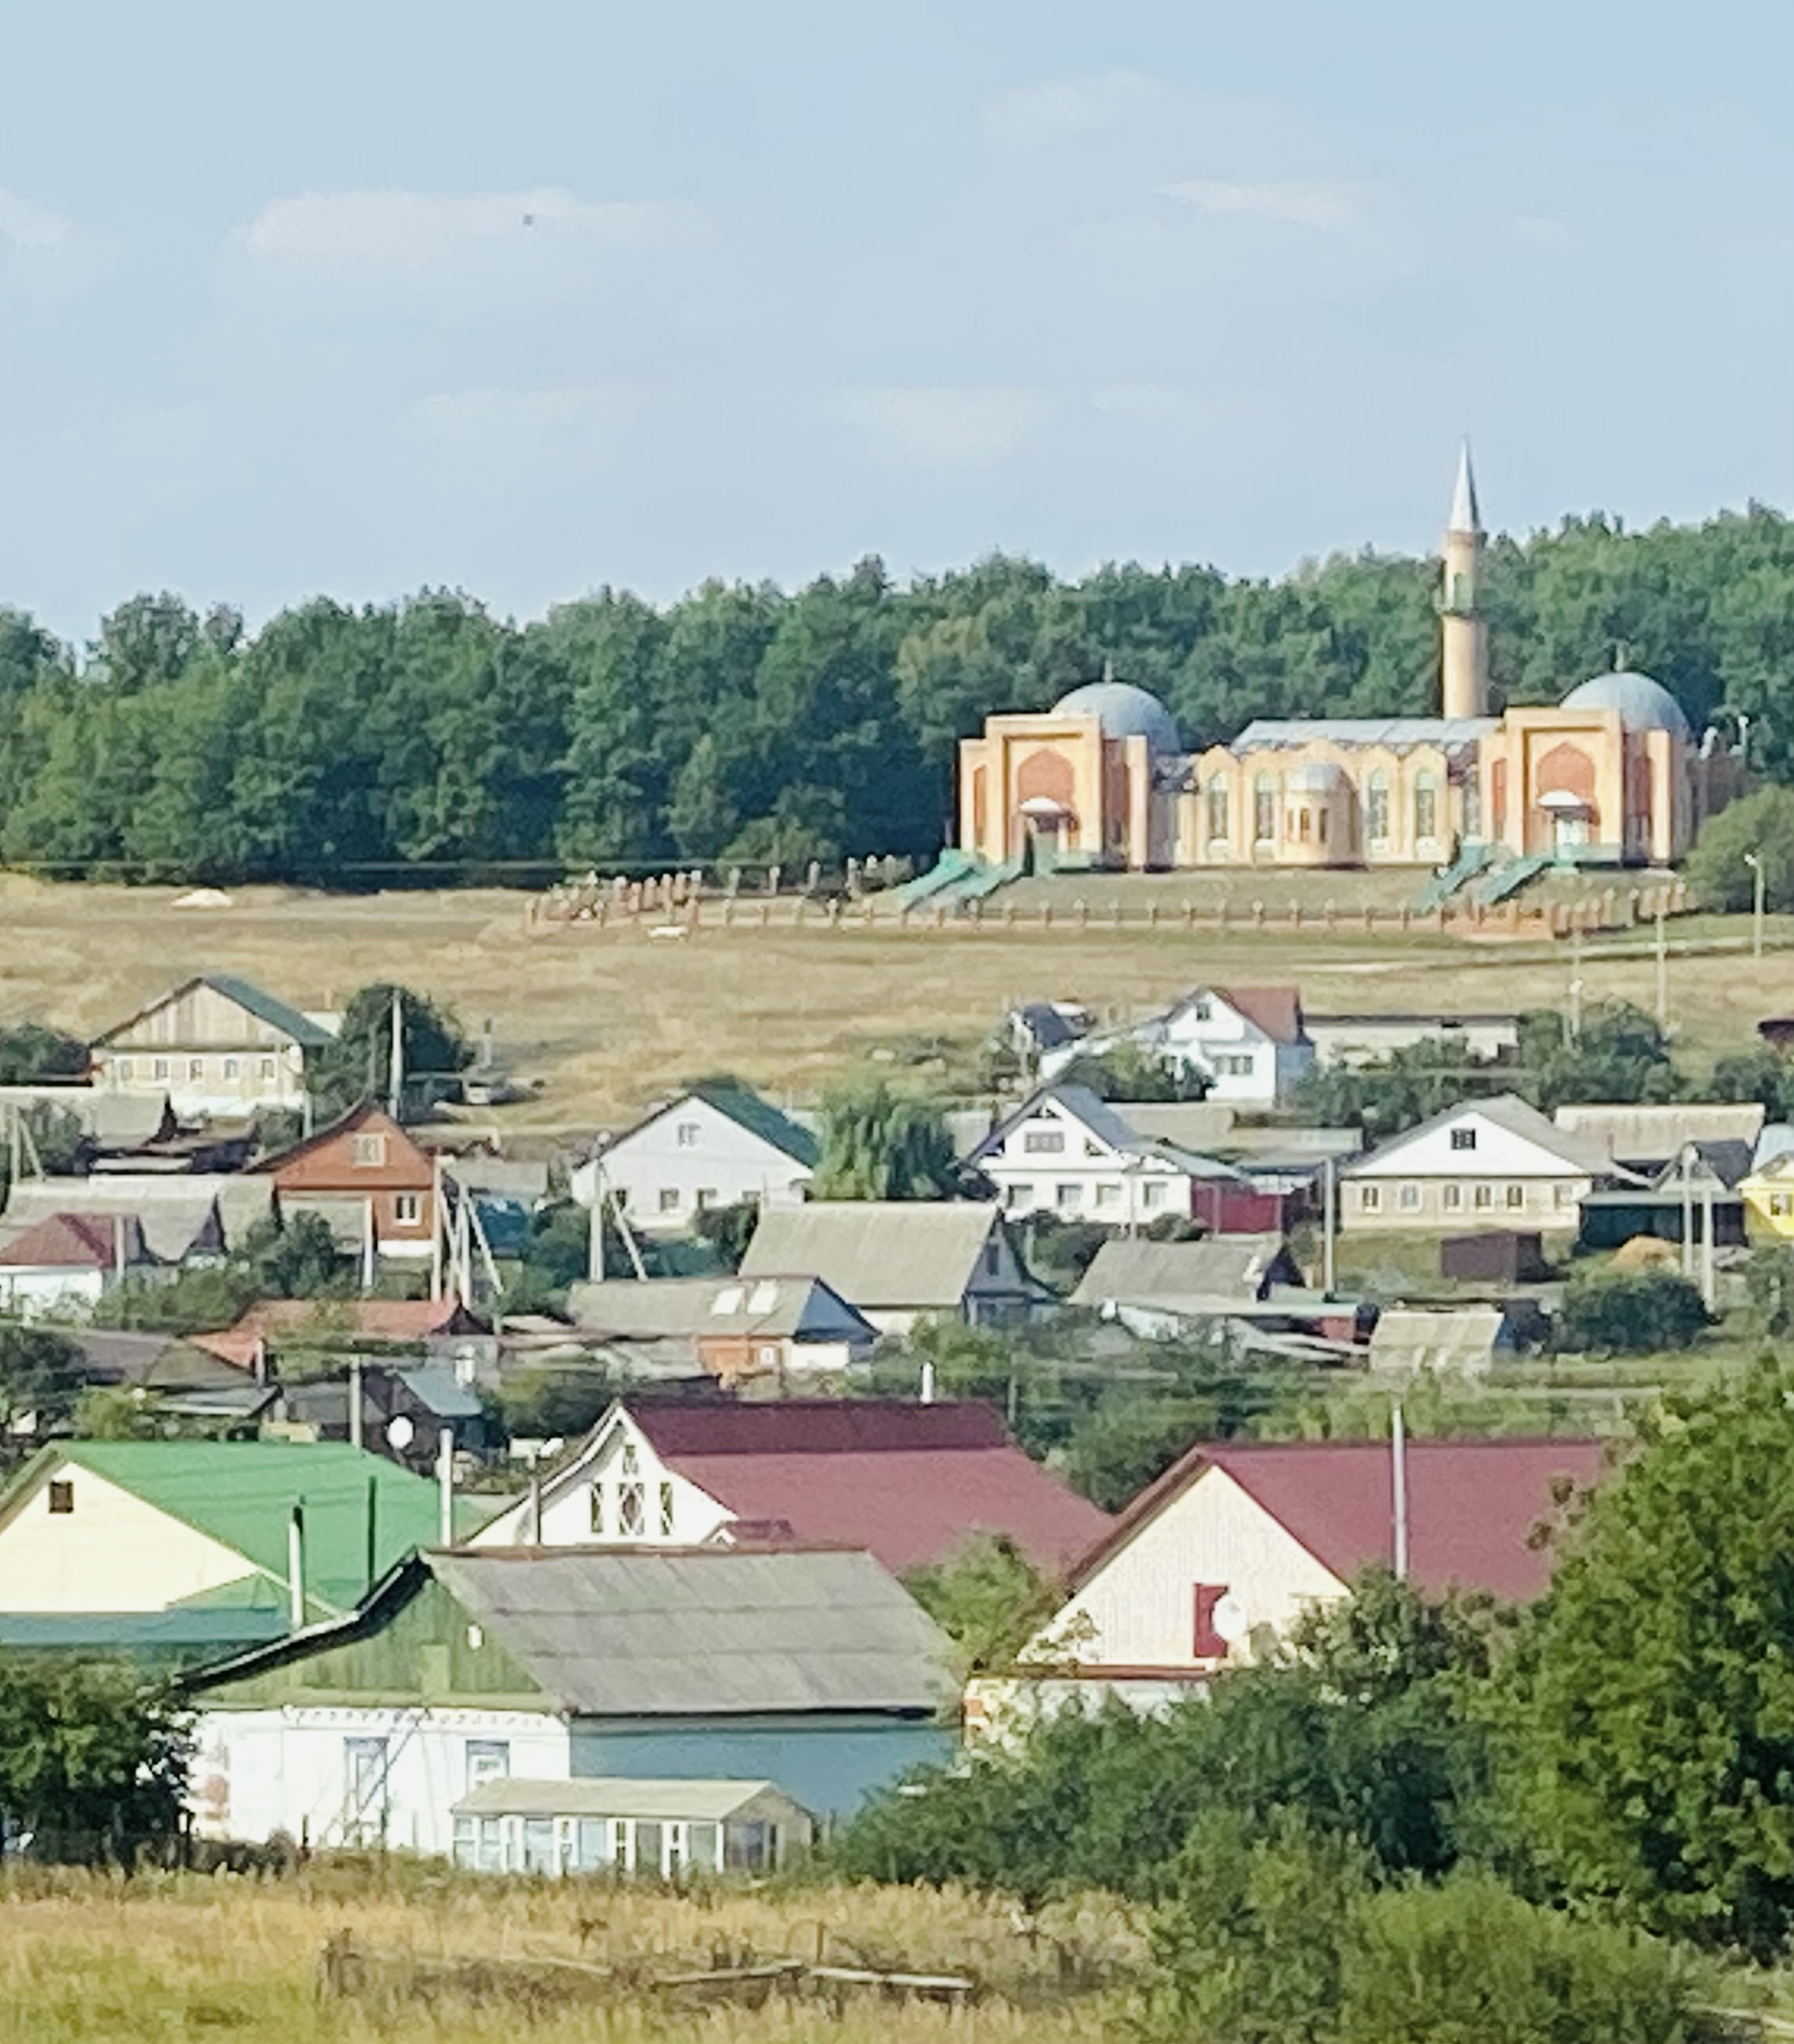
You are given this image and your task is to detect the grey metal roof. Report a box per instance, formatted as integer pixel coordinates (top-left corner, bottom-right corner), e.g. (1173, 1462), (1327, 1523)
(433, 1548), (953, 1718)
(565, 1275), (875, 1344)
(442, 1157), (552, 1204)
(1555, 1103), (1765, 1167)
(452, 1776), (805, 1823)
(1, 1178), (225, 1264)
(1072, 1235), (1296, 1307)
(1346, 1092), (1619, 1180)
(1103, 1102), (1239, 1150)
(0, 1086), (175, 1149)
(739, 1201), (1009, 1310)
(393, 1365), (485, 1420)
(1231, 717), (1497, 755)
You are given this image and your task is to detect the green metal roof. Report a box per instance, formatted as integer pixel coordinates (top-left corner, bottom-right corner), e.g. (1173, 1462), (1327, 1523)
(199, 975), (336, 1050)
(39, 1442), (450, 1614)
(0, 1608), (288, 1667)
(688, 1084), (819, 1169)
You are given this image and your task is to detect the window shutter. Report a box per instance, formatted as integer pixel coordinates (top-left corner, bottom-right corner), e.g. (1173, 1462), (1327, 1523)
(1193, 1583), (1229, 1660)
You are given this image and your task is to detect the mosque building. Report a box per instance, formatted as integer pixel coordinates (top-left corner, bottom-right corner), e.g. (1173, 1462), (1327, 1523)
(955, 447), (1740, 878)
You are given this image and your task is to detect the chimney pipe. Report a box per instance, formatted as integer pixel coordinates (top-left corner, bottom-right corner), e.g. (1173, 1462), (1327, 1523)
(919, 1360), (936, 1405)
(287, 1504), (307, 1628)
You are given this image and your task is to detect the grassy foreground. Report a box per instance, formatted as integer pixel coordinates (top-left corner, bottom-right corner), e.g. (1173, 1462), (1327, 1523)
(0, 1865), (1145, 2044)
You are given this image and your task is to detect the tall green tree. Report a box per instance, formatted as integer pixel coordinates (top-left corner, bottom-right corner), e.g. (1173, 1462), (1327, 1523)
(812, 1079), (959, 1199)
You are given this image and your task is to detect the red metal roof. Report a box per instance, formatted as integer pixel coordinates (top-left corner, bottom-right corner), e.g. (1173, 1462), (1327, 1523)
(0, 1211), (144, 1270)
(1073, 1436), (1608, 1604)
(630, 1398), (1111, 1576)
(1212, 986), (1307, 1045)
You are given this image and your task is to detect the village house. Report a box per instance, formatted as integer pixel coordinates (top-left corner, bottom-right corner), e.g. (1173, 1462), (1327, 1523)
(1068, 1235), (1362, 1354)
(1070, 1235), (1307, 1312)
(967, 1084), (1287, 1233)
(188, 1297), (495, 1375)
(1741, 1124), (1794, 1236)
(0, 1440), (453, 1626)
(1339, 1092), (1620, 1232)
(971, 1436), (1604, 1730)
(89, 975), (334, 1119)
(1042, 986), (1313, 1107)
(1303, 1011), (1521, 1069)
(473, 1397), (1110, 1577)
(253, 1103), (439, 1269)
(737, 1200), (1038, 1334)
(0, 1172), (276, 1266)
(571, 1082), (816, 1230)
(0, 1211), (157, 1319)
(184, 1544), (956, 1854)
(565, 1276), (878, 1386)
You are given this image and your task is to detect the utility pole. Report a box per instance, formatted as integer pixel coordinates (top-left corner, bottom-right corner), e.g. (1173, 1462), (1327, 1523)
(386, 986), (405, 1120)
(349, 1356), (364, 1451)
(1654, 896), (1669, 1029)
(1568, 923), (1584, 1042)
(1747, 852), (1766, 963)
(1321, 1153), (1337, 1296)
(1700, 1181), (1717, 1314)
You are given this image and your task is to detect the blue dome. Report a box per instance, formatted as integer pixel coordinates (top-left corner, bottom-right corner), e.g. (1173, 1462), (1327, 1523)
(1559, 669), (1690, 738)
(1052, 680), (1182, 756)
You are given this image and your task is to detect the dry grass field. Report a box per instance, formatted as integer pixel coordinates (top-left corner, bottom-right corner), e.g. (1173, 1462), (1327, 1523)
(0, 1866), (1145, 2044)
(0, 874), (1784, 1132)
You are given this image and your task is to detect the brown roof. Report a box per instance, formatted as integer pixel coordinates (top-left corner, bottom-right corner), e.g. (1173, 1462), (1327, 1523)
(1212, 986), (1306, 1045)
(252, 1101), (435, 1191)
(0, 1210), (148, 1271)
(191, 1296), (490, 1367)
(623, 1397), (1111, 1576)
(1073, 1436), (1608, 1604)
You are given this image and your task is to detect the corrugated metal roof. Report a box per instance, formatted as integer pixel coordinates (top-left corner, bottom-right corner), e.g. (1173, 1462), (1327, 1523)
(1231, 717), (1497, 754)
(1556, 1102), (1766, 1166)
(739, 1201), (1008, 1309)
(1347, 1092), (1618, 1180)
(433, 1547), (954, 1717)
(0, 1086), (174, 1148)
(453, 1776), (801, 1822)
(566, 1275), (875, 1343)
(1072, 1235), (1297, 1307)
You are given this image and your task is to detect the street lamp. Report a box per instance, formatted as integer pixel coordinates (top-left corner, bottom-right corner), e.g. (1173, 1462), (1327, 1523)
(1746, 852), (1766, 963)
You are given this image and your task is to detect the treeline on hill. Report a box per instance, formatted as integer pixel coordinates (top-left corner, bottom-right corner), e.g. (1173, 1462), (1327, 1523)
(0, 504), (1791, 882)
(839, 1362), (1794, 2041)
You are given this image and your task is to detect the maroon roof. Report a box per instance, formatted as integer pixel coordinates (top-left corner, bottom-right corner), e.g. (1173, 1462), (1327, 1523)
(1074, 1437), (1607, 1604)
(0, 1211), (145, 1271)
(1212, 986), (1306, 1046)
(630, 1398), (1111, 1576)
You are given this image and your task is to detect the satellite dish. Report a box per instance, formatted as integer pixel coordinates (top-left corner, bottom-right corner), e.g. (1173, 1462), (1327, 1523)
(1212, 1593), (1249, 1646)
(386, 1414), (416, 1451)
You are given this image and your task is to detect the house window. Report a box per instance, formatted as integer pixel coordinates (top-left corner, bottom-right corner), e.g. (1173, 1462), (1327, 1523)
(675, 1122), (699, 1148)
(1450, 1127), (1476, 1152)
(344, 1737), (390, 1842)
(695, 1188), (718, 1211)
(116, 1058), (134, 1080)
(1141, 1182), (1166, 1210)
(47, 1480), (73, 1515)
(590, 1484), (605, 1535)
(1253, 774), (1276, 843)
(658, 1188), (680, 1213)
(394, 1194), (421, 1225)
(1193, 1583), (1231, 1660)
(1443, 1184), (1463, 1211)
(1361, 1185), (1381, 1212)
(1192, 999), (1212, 1021)
(223, 1058), (239, 1080)
(1056, 1182), (1082, 1210)
(1023, 1128), (1065, 1154)
(1095, 1182), (1121, 1209)
(1398, 1182), (1420, 1210)
(258, 1057), (277, 1082)
(153, 1058), (170, 1081)
(618, 1482), (646, 1537)
(1473, 1183), (1494, 1209)
(465, 1740), (510, 1791)
(1414, 771), (1438, 841)
(1206, 779), (1228, 842)
(352, 1133), (388, 1167)
(1366, 771), (1390, 843)
(658, 1481), (675, 1537)
(1215, 1054), (1253, 1077)
(982, 1239), (1001, 1277)
(1004, 1182), (1034, 1209)
(1506, 1184), (1525, 1209)
(1555, 1184), (1574, 1209)
(187, 1058), (205, 1080)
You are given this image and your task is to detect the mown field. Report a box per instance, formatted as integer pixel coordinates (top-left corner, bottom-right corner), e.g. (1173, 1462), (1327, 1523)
(0, 1865), (1145, 2044)
(0, 874), (1786, 1132)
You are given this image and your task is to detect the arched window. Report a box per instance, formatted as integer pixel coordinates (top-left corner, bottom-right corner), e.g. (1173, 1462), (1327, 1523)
(1253, 774), (1276, 844)
(1206, 778), (1229, 843)
(1414, 771), (1438, 841)
(1366, 771), (1389, 843)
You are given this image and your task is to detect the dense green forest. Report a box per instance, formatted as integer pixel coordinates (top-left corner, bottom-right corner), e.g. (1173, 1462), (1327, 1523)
(0, 503), (1789, 883)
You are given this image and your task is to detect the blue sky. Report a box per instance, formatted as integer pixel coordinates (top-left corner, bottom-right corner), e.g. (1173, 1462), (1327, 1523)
(1, 0), (1788, 642)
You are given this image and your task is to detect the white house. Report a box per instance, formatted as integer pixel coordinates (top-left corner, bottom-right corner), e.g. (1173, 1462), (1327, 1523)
(473, 1396), (1109, 1577)
(571, 1083), (817, 1231)
(0, 1211), (156, 1320)
(1339, 1092), (1620, 1231)
(90, 975), (334, 1119)
(1042, 986), (1313, 1107)
(967, 1437), (1604, 1734)
(966, 1084), (1263, 1230)
(737, 1200), (1039, 1334)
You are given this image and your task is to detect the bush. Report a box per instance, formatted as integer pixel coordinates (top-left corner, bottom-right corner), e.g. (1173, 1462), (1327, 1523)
(1554, 1267), (1709, 1354)
(1684, 784), (1794, 913)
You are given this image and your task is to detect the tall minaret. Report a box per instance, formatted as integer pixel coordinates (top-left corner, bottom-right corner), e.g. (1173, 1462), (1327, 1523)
(1440, 439), (1490, 719)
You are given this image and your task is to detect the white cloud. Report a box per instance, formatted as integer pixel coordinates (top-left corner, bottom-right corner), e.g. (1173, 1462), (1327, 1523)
(1510, 213), (1572, 251)
(239, 187), (707, 268)
(398, 384), (646, 473)
(835, 386), (1051, 470)
(0, 187), (73, 251)
(1163, 178), (1358, 229)
(982, 70), (1161, 151)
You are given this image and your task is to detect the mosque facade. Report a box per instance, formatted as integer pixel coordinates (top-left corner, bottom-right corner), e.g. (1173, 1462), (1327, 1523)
(955, 448), (1741, 877)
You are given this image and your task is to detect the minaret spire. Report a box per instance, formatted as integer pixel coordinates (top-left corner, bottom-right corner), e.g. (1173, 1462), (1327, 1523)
(1448, 438), (1481, 535)
(1440, 441), (1490, 719)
